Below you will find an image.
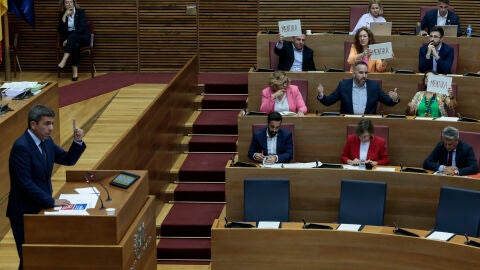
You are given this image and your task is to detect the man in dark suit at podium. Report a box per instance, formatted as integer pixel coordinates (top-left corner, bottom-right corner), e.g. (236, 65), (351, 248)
(274, 33), (316, 71)
(7, 105), (86, 270)
(248, 112), (293, 164)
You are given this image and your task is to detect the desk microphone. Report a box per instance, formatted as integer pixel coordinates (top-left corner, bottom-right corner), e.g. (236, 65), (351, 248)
(84, 176), (105, 209)
(400, 163), (404, 172)
(87, 171), (112, 201)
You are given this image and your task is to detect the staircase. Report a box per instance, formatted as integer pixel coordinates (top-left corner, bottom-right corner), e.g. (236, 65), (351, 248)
(156, 83), (248, 264)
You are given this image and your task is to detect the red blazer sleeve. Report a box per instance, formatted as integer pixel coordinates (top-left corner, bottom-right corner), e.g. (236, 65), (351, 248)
(260, 87), (275, 113)
(341, 135), (359, 163)
(367, 136), (390, 165)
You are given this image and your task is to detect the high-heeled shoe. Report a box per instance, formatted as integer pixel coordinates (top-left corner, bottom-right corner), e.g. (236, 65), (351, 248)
(57, 65), (64, 71)
(72, 77), (78, 81)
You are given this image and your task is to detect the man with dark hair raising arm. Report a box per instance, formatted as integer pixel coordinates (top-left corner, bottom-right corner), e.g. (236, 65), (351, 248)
(7, 104), (86, 270)
(274, 33), (316, 71)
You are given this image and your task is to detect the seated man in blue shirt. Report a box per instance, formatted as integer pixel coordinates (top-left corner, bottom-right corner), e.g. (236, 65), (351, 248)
(274, 33), (316, 71)
(423, 126), (478, 176)
(248, 112), (293, 164)
(419, 0), (461, 37)
(418, 26), (454, 74)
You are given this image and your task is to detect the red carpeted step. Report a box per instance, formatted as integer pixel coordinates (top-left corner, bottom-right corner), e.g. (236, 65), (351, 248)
(201, 95), (247, 109)
(174, 183), (225, 202)
(203, 84), (247, 94)
(188, 135), (237, 152)
(178, 153), (234, 182)
(193, 110), (240, 134)
(161, 203), (224, 237)
(157, 238), (211, 260)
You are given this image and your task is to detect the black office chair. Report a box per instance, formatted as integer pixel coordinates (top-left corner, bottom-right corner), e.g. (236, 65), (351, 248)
(244, 178), (290, 222)
(435, 186), (480, 237)
(338, 179), (387, 226)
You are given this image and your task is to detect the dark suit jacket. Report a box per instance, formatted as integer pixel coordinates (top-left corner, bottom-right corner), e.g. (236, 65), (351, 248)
(317, 78), (398, 114)
(341, 135), (390, 165)
(423, 140), (478, 176)
(248, 128), (293, 163)
(418, 43), (454, 74)
(421, 9), (461, 37)
(58, 8), (90, 44)
(274, 41), (316, 71)
(7, 130), (86, 223)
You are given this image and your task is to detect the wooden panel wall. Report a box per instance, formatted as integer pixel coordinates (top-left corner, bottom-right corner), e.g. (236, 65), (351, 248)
(3, 1), (480, 73)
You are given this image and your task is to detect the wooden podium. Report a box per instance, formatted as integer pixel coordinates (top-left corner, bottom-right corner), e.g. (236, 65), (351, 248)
(22, 170), (156, 270)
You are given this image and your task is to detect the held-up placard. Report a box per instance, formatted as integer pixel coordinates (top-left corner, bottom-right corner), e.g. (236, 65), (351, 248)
(427, 74), (452, 95)
(278, 19), (302, 37)
(369, 42), (393, 60)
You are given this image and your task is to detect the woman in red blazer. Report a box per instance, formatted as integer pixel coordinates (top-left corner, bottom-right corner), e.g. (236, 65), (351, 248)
(341, 119), (390, 166)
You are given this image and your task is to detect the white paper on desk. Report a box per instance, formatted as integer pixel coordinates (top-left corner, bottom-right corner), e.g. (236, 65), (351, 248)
(369, 42), (393, 60)
(54, 194), (98, 210)
(415, 116), (434, 121)
(278, 19), (302, 37)
(363, 115), (383, 118)
(375, 167), (396, 172)
(44, 210), (90, 216)
(426, 231), (455, 241)
(75, 187), (100, 194)
(257, 221), (281, 229)
(344, 114), (363, 118)
(427, 74), (452, 95)
(343, 165), (365, 170)
(435, 116), (459, 122)
(337, 224), (362, 231)
(262, 162), (319, 169)
(2, 81), (39, 96)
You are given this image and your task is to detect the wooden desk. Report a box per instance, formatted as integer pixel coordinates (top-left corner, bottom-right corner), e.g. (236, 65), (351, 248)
(23, 170), (156, 270)
(0, 82), (59, 237)
(248, 71), (480, 118)
(225, 166), (480, 230)
(212, 220), (480, 270)
(237, 115), (480, 166)
(257, 32), (480, 73)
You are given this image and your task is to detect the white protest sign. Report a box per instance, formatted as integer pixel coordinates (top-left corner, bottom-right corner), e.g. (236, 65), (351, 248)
(278, 19), (302, 37)
(427, 74), (452, 95)
(368, 42), (393, 60)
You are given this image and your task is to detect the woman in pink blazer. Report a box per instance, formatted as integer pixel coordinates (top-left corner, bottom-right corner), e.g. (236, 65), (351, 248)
(341, 119), (390, 166)
(260, 71), (307, 116)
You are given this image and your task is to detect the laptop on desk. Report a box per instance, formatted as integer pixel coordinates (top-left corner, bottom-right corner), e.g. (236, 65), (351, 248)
(370, 22), (392, 36)
(435, 25), (458, 37)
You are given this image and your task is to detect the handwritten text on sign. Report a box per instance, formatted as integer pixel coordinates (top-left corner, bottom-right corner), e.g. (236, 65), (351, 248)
(368, 42), (393, 60)
(278, 19), (302, 37)
(427, 74), (452, 95)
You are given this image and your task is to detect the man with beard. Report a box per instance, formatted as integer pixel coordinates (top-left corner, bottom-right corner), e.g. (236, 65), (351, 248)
(316, 61), (400, 115)
(418, 26), (454, 74)
(248, 112), (293, 164)
(274, 33), (316, 71)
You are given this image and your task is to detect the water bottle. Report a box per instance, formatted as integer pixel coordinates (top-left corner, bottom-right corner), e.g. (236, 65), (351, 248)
(415, 22), (421, 35)
(467, 25), (472, 37)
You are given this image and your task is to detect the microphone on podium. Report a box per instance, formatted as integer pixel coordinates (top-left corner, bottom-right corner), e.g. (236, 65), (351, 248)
(87, 171), (112, 201)
(84, 176), (105, 210)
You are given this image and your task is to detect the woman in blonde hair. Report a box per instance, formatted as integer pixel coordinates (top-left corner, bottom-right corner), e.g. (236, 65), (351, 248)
(351, 0), (387, 35)
(260, 71), (307, 116)
(57, 0), (91, 81)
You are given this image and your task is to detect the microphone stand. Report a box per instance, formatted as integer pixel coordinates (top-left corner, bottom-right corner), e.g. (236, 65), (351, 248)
(88, 171), (112, 201)
(84, 176), (105, 210)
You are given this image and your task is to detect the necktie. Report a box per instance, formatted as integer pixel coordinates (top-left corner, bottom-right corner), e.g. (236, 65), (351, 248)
(40, 141), (47, 165)
(447, 151), (453, 166)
